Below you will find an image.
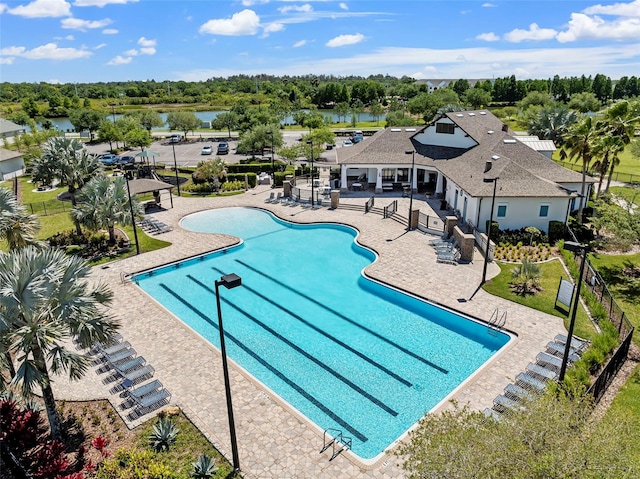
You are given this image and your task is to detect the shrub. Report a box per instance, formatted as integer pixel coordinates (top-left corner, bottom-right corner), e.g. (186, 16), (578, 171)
(149, 417), (179, 452)
(221, 180), (244, 192)
(96, 449), (178, 479)
(548, 220), (565, 244)
(191, 454), (218, 479)
(510, 258), (542, 295)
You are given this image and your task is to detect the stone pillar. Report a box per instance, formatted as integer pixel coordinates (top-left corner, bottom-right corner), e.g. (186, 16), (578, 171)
(452, 226), (476, 264)
(330, 190), (340, 209)
(409, 209), (419, 230)
(283, 181), (292, 198)
(340, 166), (349, 193)
(375, 167), (383, 193)
(444, 216), (458, 238)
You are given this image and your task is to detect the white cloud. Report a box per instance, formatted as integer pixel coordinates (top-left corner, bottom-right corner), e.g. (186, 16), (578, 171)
(139, 47), (155, 55)
(482, 3), (497, 7)
(0, 57), (16, 64)
(124, 48), (138, 56)
(293, 39), (307, 48)
(61, 17), (112, 30)
(241, 0), (268, 5)
(279, 4), (312, 14)
(1, 42), (91, 60)
(504, 23), (557, 42)
(0, 4), (8, 14)
(263, 22), (285, 35)
(199, 9), (261, 36)
(102, 28), (118, 34)
(94, 43), (106, 49)
(8, 0), (71, 18)
(74, 0), (139, 6)
(107, 55), (131, 65)
(583, 0), (640, 17)
(339, 2), (348, 10)
(138, 37), (156, 48)
(556, 12), (640, 42)
(477, 32), (499, 42)
(326, 33), (365, 47)
(54, 34), (76, 40)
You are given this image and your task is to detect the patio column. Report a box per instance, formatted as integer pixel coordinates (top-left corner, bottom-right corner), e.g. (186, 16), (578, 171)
(375, 167), (383, 193)
(340, 165), (349, 192)
(436, 173), (444, 194)
(411, 165), (417, 192)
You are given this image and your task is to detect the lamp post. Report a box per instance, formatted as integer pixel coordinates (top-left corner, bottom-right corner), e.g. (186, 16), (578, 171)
(125, 176), (140, 255)
(267, 130), (275, 188)
(171, 143), (181, 196)
(214, 273), (242, 474)
(404, 150), (415, 230)
(110, 104), (116, 123)
(481, 177), (499, 284)
(307, 140), (315, 207)
(558, 242), (588, 382)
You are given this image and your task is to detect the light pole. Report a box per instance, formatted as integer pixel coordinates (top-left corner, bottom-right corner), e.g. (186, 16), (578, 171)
(558, 242), (588, 382)
(267, 130), (275, 188)
(171, 143), (181, 196)
(405, 150), (415, 230)
(307, 140), (315, 207)
(214, 273), (242, 474)
(481, 177), (499, 284)
(125, 176), (140, 255)
(110, 104), (116, 123)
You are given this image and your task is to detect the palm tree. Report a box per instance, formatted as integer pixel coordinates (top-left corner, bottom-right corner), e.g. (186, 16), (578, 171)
(591, 134), (625, 197)
(560, 116), (598, 223)
(600, 100), (640, 193)
(0, 246), (118, 440)
(528, 106), (578, 146)
(72, 175), (143, 244)
(0, 187), (43, 250)
(31, 137), (103, 235)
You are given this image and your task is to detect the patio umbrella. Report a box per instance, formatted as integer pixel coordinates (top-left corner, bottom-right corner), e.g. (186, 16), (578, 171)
(135, 150), (160, 167)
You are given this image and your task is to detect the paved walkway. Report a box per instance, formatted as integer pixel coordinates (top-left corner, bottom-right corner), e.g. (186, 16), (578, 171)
(53, 185), (566, 478)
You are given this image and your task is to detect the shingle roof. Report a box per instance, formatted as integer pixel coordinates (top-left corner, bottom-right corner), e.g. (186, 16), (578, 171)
(0, 118), (25, 135)
(337, 109), (595, 199)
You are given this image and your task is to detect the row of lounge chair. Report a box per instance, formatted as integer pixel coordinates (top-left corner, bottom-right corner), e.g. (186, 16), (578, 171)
(484, 334), (590, 418)
(139, 217), (172, 235)
(265, 191), (324, 209)
(429, 236), (460, 265)
(90, 335), (171, 418)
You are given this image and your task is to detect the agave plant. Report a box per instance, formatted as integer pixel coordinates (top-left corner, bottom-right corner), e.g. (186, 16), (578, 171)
(510, 257), (542, 296)
(149, 417), (179, 452)
(191, 454), (218, 479)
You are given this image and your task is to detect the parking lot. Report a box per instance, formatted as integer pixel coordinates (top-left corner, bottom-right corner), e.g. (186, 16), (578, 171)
(84, 131), (339, 169)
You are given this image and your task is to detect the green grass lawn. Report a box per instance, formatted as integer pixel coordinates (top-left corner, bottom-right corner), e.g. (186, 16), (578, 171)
(609, 185), (640, 208)
(483, 258), (597, 340)
(588, 251), (640, 345)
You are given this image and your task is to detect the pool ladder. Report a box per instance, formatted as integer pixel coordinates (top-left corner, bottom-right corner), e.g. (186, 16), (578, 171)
(320, 428), (352, 461)
(488, 308), (507, 334)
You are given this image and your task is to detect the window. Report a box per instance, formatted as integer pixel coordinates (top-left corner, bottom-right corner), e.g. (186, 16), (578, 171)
(539, 204), (549, 217)
(435, 122), (455, 134)
(397, 168), (409, 182)
(382, 168), (394, 182)
(497, 205), (507, 218)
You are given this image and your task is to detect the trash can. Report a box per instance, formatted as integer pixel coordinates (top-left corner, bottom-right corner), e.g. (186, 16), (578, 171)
(440, 200), (447, 210)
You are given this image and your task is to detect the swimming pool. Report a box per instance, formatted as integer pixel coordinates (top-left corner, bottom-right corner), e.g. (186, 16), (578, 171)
(134, 207), (510, 460)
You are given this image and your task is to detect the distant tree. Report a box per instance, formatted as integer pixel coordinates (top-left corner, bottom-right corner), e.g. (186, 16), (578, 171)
(528, 106), (577, 146)
(210, 112), (238, 138)
(21, 97), (40, 118)
(69, 108), (105, 140)
(568, 92), (601, 113)
(136, 110), (164, 132)
(237, 124), (282, 156)
(518, 91), (553, 111)
(408, 89), (460, 124)
(124, 127), (152, 152)
(304, 127), (335, 148)
(464, 88), (492, 109)
(166, 111), (201, 139)
(370, 102), (385, 125)
(8, 111), (31, 126)
(385, 111), (417, 127)
(335, 102), (350, 123)
(97, 120), (123, 151)
(452, 79), (470, 97)
(591, 73), (612, 103)
(350, 100), (364, 126)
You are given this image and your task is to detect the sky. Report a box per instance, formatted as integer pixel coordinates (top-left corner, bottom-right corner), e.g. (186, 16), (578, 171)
(0, 0), (638, 84)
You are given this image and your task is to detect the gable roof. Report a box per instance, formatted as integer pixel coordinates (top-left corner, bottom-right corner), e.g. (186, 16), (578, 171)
(0, 118), (25, 135)
(337, 109), (594, 199)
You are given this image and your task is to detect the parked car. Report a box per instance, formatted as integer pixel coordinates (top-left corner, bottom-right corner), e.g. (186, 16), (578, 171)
(217, 142), (229, 155)
(169, 134), (182, 143)
(99, 154), (120, 165)
(201, 145), (213, 155)
(342, 139), (353, 147)
(117, 155), (135, 165)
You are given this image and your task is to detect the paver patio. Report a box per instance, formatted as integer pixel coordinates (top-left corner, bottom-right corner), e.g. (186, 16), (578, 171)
(53, 184), (566, 478)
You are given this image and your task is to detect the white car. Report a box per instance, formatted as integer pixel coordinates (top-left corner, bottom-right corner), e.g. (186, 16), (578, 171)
(343, 139), (353, 147)
(201, 145), (212, 155)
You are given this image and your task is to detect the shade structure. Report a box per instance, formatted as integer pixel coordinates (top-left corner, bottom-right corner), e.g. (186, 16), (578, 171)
(135, 150), (160, 159)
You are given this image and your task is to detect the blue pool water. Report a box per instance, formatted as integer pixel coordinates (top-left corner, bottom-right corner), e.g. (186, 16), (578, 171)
(134, 207), (510, 459)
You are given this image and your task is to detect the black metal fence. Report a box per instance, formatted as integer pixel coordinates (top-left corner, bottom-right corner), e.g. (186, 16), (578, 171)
(586, 327), (634, 403)
(364, 196), (374, 213)
(24, 199), (70, 216)
(417, 211), (445, 235)
(556, 160), (640, 185)
(383, 200), (397, 219)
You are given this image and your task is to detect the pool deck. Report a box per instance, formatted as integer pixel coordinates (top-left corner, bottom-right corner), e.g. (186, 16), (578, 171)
(53, 185), (566, 478)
